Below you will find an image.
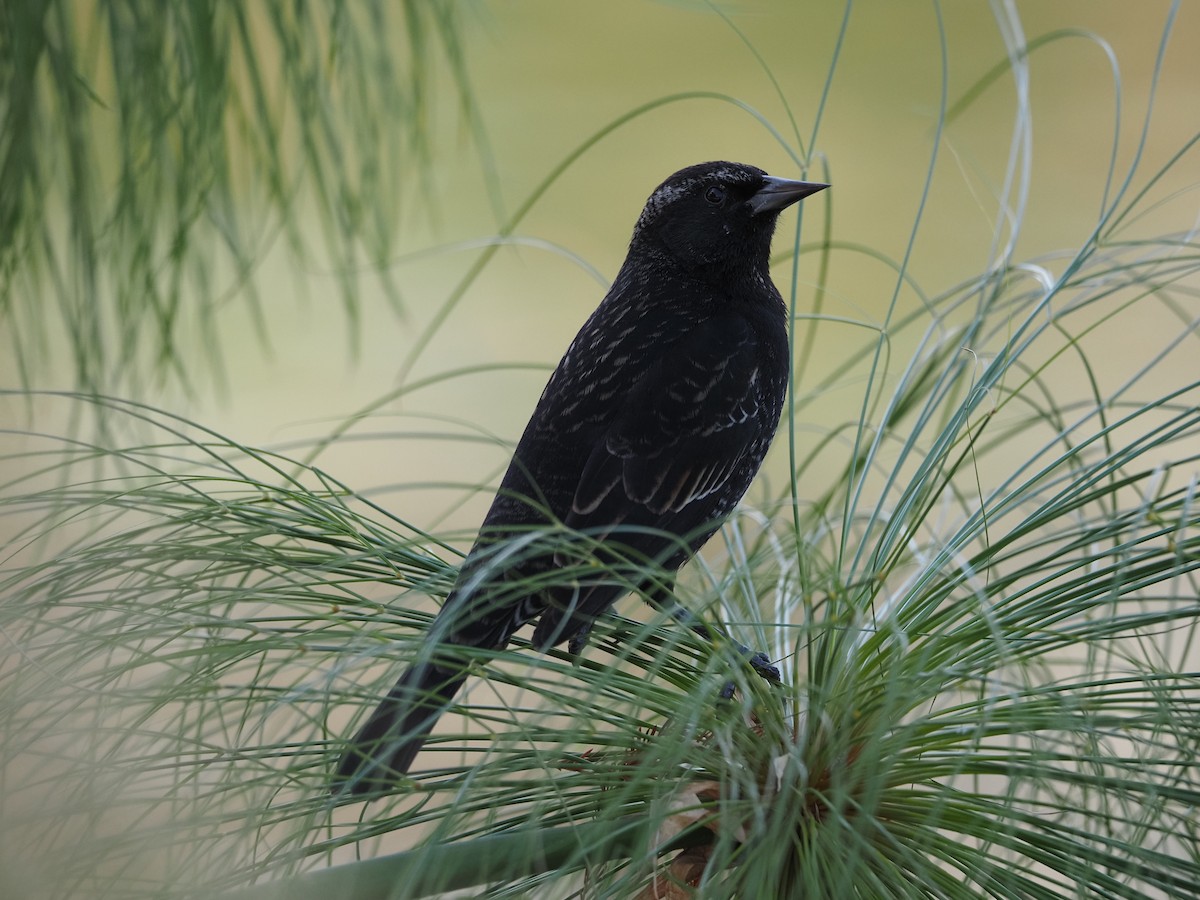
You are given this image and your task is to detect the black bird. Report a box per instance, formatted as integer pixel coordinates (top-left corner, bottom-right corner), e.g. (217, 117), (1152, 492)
(334, 161), (827, 795)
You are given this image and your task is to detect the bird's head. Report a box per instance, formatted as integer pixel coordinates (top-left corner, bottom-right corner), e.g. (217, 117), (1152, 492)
(632, 161), (827, 280)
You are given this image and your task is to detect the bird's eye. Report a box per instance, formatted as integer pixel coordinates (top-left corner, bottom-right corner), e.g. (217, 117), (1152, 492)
(704, 185), (726, 205)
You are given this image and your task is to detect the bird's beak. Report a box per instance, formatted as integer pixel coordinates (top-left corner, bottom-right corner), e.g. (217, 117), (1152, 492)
(748, 176), (829, 215)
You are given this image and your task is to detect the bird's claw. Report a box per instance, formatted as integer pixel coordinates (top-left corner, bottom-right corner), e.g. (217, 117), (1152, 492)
(718, 648), (781, 699)
(747, 651), (781, 684)
(567, 622), (594, 659)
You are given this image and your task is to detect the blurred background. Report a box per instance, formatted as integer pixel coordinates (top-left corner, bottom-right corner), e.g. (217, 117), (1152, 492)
(1, 1), (1198, 895)
(2, 1), (1196, 538)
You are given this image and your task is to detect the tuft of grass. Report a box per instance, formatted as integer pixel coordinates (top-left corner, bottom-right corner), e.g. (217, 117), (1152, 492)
(2, 3), (1199, 899)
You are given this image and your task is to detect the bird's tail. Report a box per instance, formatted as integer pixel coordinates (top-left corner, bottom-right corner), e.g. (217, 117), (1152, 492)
(332, 659), (467, 796)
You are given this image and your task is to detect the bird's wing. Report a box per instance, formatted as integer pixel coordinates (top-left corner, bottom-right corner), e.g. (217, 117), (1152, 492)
(532, 314), (770, 648)
(566, 314), (766, 534)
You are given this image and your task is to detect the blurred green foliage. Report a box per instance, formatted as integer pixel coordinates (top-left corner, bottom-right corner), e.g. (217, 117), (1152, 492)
(0, 0), (479, 395)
